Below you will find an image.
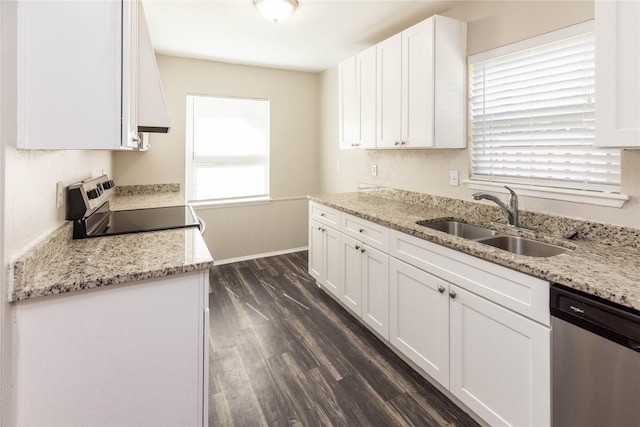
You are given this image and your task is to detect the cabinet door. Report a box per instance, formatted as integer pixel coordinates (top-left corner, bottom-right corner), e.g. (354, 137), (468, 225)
(340, 234), (363, 316)
(323, 225), (342, 299)
(402, 18), (435, 148)
(389, 258), (450, 387)
(361, 246), (390, 339)
(308, 219), (341, 298)
(595, 0), (640, 148)
(308, 219), (324, 283)
(338, 56), (358, 149)
(449, 285), (550, 427)
(376, 33), (402, 148)
(356, 45), (377, 148)
(122, 0), (140, 149)
(17, 0), (122, 149)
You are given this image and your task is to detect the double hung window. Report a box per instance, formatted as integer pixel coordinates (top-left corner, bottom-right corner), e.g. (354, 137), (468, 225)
(186, 95), (270, 203)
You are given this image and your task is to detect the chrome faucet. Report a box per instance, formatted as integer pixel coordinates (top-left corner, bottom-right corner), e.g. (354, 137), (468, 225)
(472, 186), (519, 227)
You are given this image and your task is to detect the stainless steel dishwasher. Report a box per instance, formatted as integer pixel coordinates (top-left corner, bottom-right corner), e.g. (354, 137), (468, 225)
(551, 284), (640, 427)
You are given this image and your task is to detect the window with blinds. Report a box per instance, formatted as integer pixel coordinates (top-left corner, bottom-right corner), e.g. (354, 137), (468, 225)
(186, 95), (270, 203)
(468, 20), (621, 193)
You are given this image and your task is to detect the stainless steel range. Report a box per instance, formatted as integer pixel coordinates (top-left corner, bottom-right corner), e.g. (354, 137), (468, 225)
(66, 175), (200, 239)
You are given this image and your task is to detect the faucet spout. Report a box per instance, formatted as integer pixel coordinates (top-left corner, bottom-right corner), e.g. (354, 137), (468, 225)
(472, 186), (519, 227)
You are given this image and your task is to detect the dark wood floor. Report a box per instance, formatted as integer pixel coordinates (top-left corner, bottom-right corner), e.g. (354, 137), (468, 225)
(208, 251), (480, 427)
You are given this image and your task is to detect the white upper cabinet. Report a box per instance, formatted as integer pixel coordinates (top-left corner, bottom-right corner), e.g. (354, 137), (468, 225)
(338, 56), (358, 149)
(377, 15), (466, 149)
(376, 33), (403, 148)
(339, 14), (466, 150)
(17, 0), (171, 150)
(338, 46), (377, 149)
(356, 46), (377, 149)
(595, 0), (640, 148)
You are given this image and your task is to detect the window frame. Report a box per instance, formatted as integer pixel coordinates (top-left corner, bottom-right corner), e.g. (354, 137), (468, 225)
(466, 20), (628, 207)
(185, 94), (271, 206)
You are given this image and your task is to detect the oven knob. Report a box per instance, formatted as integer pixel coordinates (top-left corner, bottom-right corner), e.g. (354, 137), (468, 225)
(87, 189), (100, 199)
(102, 180), (115, 190)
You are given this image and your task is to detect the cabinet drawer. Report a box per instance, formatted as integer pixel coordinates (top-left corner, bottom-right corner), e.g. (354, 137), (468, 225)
(341, 213), (390, 252)
(309, 201), (341, 228)
(390, 230), (549, 326)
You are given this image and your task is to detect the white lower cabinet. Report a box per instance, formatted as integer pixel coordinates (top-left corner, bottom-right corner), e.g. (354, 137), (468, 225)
(309, 218), (341, 298)
(308, 202), (551, 426)
(13, 271), (209, 426)
(389, 258), (450, 387)
(449, 285), (551, 427)
(340, 234), (390, 339)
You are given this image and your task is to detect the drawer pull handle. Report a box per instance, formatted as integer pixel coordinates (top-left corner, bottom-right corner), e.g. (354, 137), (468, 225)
(360, 247), (366, 253)
(355, 245), (360, 250)
(438, 285), (445, 293)
(449, 290), (457, 299)
(320, 213), (326, 217)
(359, 228), (364, 233)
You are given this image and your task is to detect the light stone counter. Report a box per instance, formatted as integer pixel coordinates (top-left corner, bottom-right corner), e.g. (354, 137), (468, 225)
(9, 186), (213, 302)
(310, 189), (640, 312)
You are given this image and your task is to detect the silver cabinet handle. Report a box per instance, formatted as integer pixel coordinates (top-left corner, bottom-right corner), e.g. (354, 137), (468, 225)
(359, 228), (364, 233)
(449, 290), (457, 299)
(438, 285), (445, 293)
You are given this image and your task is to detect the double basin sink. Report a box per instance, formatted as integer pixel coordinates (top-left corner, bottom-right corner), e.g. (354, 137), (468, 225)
(416, 220), (568, 257)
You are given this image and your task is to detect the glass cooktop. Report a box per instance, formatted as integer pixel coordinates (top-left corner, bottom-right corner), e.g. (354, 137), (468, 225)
(88, 205), (200, 237)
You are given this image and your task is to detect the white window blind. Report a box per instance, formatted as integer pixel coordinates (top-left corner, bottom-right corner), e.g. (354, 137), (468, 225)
(186, 95), (270, 203)
(469, 21), (621, 193)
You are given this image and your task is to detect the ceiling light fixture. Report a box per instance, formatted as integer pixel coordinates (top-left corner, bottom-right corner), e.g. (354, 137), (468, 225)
(254, 0), (298, 23)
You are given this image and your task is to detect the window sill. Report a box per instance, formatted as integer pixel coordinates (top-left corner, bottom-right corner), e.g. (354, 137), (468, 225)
(189, 196), (272, 209)
(464, 180), (629, 208)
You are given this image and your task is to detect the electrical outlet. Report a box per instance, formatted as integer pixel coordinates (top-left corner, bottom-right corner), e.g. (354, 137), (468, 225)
(56, 181), (64, 208)
(371, 164), (378, 177)
(449, 169), (459, 186)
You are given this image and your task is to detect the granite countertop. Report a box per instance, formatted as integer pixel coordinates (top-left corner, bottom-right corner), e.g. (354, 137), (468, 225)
(9, 187), (213, 303)
(310, 191), (640, 312)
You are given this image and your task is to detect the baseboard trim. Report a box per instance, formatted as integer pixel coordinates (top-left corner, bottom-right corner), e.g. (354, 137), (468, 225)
(213, 247), (309, 266)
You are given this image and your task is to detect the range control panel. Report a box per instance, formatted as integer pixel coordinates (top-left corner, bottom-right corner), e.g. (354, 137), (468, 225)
(66, 175), (115, 220)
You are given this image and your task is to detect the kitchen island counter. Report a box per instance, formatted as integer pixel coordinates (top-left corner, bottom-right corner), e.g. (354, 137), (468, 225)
(310, 189), (640, 312)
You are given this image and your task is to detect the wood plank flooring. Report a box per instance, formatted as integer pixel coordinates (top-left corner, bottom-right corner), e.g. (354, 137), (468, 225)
(208, 251), (480, 427)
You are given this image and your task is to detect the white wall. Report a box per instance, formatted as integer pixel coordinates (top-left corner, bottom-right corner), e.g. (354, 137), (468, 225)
(1, 2), (113, 423)
(318, 0), (640, 228)
(114, 56), (320, 261)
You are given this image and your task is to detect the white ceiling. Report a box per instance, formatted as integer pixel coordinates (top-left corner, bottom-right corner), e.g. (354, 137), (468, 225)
(142, 0), (463, 72)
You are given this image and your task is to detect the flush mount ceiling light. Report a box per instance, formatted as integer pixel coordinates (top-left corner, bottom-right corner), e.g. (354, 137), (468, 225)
(254, 0), (298, 23)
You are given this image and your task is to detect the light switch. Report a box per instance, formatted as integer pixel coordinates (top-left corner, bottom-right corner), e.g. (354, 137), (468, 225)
(449, 169), (459, 186)
(56, 181), (64, 208)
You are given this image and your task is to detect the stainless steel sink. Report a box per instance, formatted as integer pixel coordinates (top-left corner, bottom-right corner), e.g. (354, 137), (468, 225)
(417, 220), (569, 257)
(416, 220), (499, 240)
(476, 235), (567, 257)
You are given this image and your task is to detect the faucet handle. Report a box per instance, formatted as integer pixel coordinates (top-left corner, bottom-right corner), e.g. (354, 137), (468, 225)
(504, 186), (518, 208)
(504, 186), (516, 197)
